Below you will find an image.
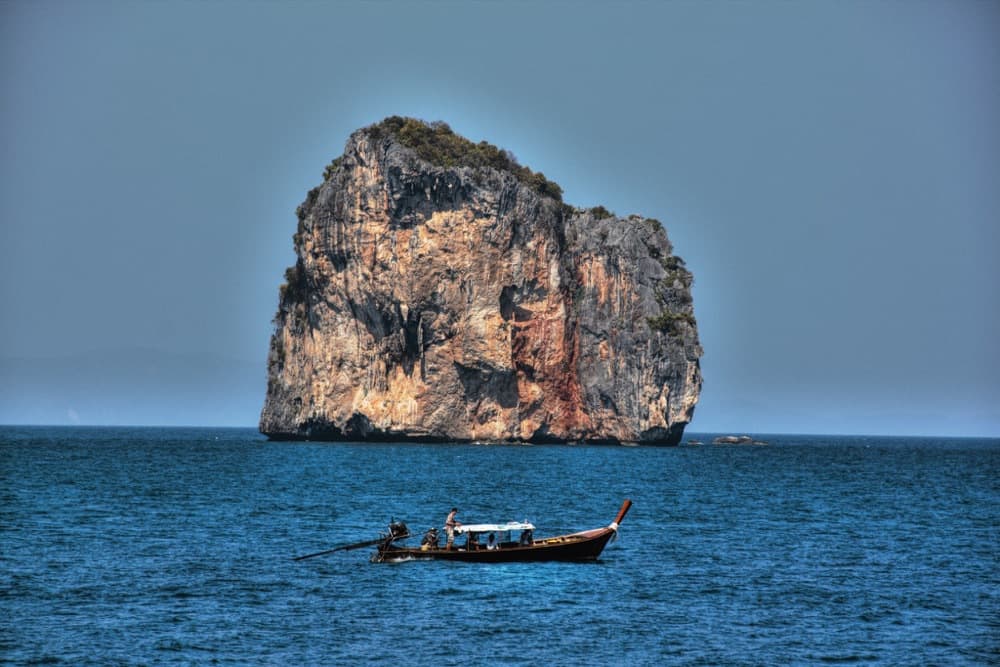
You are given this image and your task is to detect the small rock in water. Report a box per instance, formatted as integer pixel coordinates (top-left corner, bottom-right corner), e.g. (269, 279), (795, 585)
(711, 435), (767, 445)
(712, 435), (751, 445)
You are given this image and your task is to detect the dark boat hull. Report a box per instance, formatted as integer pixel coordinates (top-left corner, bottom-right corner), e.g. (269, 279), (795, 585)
(376, 527), (617, 563)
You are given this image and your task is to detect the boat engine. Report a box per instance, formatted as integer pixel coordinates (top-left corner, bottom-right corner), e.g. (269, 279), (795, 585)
(370, 520), (411, 564)
(388, 520), (409, 540)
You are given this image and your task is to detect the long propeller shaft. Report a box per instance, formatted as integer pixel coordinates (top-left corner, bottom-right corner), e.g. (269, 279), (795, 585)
(292, 537), (384, 561)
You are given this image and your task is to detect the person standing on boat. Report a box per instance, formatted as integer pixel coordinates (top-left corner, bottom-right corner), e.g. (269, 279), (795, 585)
(445, 507), (461, 549)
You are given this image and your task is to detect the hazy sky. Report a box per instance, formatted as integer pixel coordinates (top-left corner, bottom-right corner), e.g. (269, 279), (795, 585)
(2, 1), (997, 435)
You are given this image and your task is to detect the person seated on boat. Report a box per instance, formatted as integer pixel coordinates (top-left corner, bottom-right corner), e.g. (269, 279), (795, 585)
(445, 507), (460, 550)
(466, 532), (480, 550)
(421, 527), (439, 550)
(519, 529), (533, 546)
(486, 532), (499, 550)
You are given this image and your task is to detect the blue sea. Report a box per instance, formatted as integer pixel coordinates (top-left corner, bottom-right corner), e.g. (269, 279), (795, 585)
(1, 427), (997, 665)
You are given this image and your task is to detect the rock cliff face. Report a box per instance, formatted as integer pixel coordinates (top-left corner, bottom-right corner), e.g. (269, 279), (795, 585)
(260, 118), (702, 444)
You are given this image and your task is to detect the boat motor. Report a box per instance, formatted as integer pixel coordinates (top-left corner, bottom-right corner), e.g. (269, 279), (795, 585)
(387, 520), (409, 540)
(369, 520), (411, 564)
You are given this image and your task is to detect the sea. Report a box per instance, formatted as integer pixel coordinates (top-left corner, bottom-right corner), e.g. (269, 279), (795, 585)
(1, 427), (997, 666)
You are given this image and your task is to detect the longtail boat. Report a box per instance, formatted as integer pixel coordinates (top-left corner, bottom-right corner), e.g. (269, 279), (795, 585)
(294, 500), (632, 564)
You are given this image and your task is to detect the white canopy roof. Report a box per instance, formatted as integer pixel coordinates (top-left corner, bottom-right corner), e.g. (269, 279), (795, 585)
(454, 521), (534, 534)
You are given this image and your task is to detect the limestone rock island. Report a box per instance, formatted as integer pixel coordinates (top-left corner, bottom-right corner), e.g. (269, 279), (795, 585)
(260, 118), (702, 444)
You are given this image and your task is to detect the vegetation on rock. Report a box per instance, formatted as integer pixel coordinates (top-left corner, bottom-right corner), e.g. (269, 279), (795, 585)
(278, 263), (307, 305)
(366, 116), (564, 201)
(589, 205), (615, 220)
(647, 310), (696, 334)
(322, 156), (343, 180)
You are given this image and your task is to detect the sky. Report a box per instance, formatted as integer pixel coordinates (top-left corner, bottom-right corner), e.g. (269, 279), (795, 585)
(1, 1), (997, 436)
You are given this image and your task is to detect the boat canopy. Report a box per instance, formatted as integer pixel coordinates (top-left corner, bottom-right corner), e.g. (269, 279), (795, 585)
(454, 521), (534, 535)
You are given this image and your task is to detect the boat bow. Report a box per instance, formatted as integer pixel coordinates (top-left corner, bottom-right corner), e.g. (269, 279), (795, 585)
(609, 498), (632, 531)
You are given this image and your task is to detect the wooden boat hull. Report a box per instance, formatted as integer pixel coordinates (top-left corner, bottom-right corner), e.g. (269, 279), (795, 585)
(376, 526), (618, 563)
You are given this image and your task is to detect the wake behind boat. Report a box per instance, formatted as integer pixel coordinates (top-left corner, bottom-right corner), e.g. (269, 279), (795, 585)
(294, 500), (632, 564)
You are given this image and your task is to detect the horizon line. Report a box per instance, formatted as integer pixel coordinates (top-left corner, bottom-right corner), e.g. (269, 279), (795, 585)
(1, 423), (997, 440)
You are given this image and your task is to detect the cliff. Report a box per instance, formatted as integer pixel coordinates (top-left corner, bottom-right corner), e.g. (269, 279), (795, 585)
(260, 117), (702, 444)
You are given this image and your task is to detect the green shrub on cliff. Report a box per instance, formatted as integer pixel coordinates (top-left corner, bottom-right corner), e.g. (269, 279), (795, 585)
(647, 310), (696, 334)
(279, 263), (307, 305)
(322, 156), (343, 180)
(589, 205), (615, 220)
(368, 116), (564, 201)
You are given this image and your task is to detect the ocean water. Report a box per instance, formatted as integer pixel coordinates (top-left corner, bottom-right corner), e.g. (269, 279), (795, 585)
(1, 427), (997, 666)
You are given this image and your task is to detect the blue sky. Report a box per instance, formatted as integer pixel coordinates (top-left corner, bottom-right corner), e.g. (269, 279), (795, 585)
(1, 1), (997, 436)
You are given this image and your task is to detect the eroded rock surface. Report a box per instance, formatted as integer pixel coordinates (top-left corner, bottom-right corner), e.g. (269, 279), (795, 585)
(260, 119), (702, 444)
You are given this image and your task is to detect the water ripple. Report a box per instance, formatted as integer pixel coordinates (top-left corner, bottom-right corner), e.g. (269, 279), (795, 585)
(1, 427), (997, 665)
